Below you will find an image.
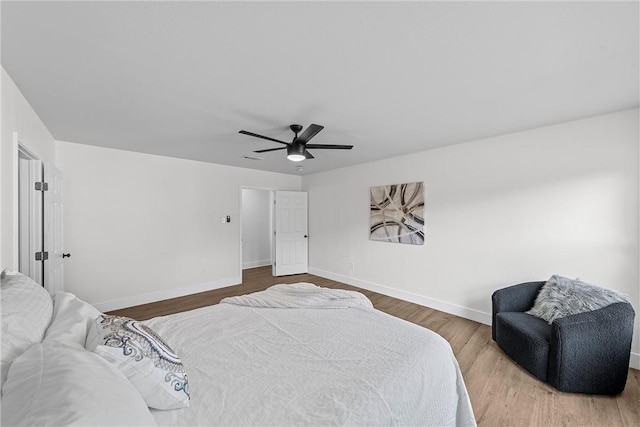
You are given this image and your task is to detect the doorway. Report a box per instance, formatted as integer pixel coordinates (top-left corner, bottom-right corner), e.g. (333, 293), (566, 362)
(17, 144), (43, 285)
(240, 188), (309, 279)
(14, 135), (66, 293)
(240, 188), (274, 271)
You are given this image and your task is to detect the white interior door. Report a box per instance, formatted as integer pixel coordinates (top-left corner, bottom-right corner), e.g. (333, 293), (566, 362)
(273, 191), (308, 276)
(44, 163), (65, 294)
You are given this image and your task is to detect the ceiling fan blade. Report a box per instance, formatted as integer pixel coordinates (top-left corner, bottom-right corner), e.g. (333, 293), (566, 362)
(297, 124), (324, 143)
(304, 150), (315, 159)
(239, 130), (289, 146)
(305, 144), (353, 150)
(254, 146), (287, 153)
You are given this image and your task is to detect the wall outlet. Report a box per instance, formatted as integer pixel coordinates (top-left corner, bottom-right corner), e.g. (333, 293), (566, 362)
(349, 262), (354, 270)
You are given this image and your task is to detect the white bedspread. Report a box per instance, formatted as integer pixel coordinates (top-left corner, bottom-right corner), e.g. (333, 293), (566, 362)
(146, 284), (476, 426)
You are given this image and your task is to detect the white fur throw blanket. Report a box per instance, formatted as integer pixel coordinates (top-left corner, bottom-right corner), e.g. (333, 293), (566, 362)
(221, 282), (373, 309)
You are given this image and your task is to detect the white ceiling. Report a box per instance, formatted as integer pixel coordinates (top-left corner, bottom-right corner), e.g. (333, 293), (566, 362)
(2, 1), (638, 176)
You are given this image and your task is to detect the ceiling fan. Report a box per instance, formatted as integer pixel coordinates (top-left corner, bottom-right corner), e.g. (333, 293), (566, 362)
(239, 124), (353, 162)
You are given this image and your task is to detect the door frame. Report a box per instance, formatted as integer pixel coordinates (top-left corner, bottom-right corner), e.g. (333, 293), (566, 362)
(238, 185), (277, 281)
(12, 133), (43, 282)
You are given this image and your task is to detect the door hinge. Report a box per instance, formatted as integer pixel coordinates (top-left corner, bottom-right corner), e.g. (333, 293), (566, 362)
(35, 182), (49, 191)
(35, 251), (49, 261)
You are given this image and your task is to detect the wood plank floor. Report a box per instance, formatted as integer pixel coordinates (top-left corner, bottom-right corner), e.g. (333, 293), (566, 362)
(109, 266), (640, 426)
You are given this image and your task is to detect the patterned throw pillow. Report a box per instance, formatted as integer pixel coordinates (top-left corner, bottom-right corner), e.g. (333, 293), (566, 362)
(87, 314), (190, 410)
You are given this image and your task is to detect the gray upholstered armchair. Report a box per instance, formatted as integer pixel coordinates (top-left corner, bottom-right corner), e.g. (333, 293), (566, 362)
(492, 281), (635, 395)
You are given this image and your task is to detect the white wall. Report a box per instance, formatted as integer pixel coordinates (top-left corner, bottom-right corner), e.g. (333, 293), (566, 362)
(1, 67), (56, 270)
(55, 141), (301, 310)
(302, 109), (640, 367)
(4, 64), (638, 367)
(241, 189), (272, 269)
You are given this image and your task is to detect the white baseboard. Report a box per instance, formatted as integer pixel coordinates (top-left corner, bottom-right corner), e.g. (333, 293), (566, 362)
(91, 267), (640, 371)
(92, 275), (242, 312)
(309, 267), (640, 370)
(630, 352), (640, 371)
(309, 267), (492, 325)
(242, 260), (272, 270)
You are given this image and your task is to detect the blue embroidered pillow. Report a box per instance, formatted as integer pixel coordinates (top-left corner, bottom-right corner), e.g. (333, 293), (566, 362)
(87, 314), (190, 410)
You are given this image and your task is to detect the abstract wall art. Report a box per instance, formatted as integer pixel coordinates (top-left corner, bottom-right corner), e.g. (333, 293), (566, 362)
(370, 182), (424, 245)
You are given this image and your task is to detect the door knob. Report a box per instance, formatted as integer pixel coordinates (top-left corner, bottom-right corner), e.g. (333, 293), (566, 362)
(304, 235), (308, 238)
(62, 253), (71, 258)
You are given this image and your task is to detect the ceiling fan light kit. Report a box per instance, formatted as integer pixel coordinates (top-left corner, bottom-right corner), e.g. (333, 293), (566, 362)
(239, 123), (353, 162)
(287, 143), (306, 162)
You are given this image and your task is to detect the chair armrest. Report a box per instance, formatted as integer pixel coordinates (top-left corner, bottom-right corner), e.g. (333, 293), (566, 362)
(492, 281), (545, 340)
(548, 302), (635, 394)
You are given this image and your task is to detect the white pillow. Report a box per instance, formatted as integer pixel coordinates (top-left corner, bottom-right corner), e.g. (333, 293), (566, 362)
(87, 314), (190, 410)
(1, 269), (53, 388)
(44, 292), (101, 347)
(1, 341), (156, 426)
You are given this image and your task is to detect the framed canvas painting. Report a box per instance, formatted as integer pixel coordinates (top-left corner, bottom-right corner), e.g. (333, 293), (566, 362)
(370, 182), (424, 245)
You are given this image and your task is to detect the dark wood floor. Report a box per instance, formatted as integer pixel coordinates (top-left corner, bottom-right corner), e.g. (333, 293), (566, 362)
(109, 266), (640, 427)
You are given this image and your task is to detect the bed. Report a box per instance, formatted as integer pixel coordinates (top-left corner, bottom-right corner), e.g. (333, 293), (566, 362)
(1, 270), (476, 426)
